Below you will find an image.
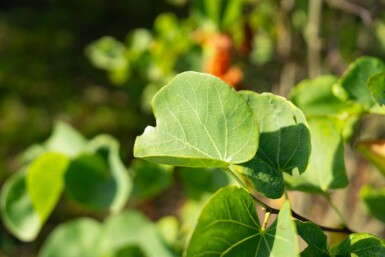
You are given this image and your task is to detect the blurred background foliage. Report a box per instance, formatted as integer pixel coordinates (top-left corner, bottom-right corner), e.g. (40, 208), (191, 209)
(2, 0), (385, 256)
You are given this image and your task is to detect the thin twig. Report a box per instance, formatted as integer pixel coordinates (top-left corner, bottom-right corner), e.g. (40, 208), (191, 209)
(250, 193), (355, 234)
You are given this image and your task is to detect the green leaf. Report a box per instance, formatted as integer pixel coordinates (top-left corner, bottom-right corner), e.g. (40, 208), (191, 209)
(103, 211), (174, 257)
(333, 56), (385, 110)
(134, 72), (259, 168)
(285, 117), (348, 193)
(360, 185), (385, 224)
(356, 140), (385, 177)
(295, 221), (329, 257)
(231, 91), (311, 198)
(368, 72), (385, 106)
(179, 167), (230, 200)
(45, 121), (88, 157)
(65, 135), (131, 213)
(290, 75), (361, 116)
(39, 211), (172, 257)
(26, 152), (69, 223)
(193, 0), (243, 30)
(39, 219), (105, 257)
(0, 169), (40, 241)
(331, 233), (385, 257)
(184, 186), (299, 257)
(130, 159), (173, 200)
(88, 135), (132, 213)
(85, 36), (128, 71)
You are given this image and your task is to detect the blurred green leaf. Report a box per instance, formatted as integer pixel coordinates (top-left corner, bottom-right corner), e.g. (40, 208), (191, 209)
(179, 167), (230, 200)
(85, 36), (128, 71)
(333, 57), (385, 111)
(65, 135), (130, 213)
(88, 135), (132, 213)
(193, 0), (244, 30)
(114, 245), (146, 257)
(45, 122), (88, 157)
(103, 211), (173, 257)
(134, 72), (259, 167)
(290, 75), (358, 116)
(185, 186), (298, 257)
(285, 117), (348, 193)
(26, 152), (69, 223)
(331, 233), (385, 257)
(231, 91), (311, 198)
(39, 218), (105, 257)
(356, 139), (385, 177)
(65, 153), (115, 211)
(360, 185), (385, 224)
(295, 221), (329, 257)
(156, 216), (179, 247)
(0, 169), (40, 242)
(130, 159), (173, 199)
(368, 72), (385, 106)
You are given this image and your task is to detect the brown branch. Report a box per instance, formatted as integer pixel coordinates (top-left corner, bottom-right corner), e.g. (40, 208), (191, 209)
(251, 194), (356, 234)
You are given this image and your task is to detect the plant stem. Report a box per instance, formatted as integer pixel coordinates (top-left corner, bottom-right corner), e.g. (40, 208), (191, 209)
(250, 193), (355, 234)
(324, 194), (347, 226)
(226, 167), (355, 234)
(261, 211), (271, 231)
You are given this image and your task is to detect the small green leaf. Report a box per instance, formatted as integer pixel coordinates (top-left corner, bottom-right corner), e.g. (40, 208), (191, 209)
(39, 219), (105, 257)
(134, 72), (259, 168)
(45, 122), (88, 157)
(130, 159), (173, 200)
(368, 72), (385, 106)
(184, 186), (299, 257)
(103, 211), (173, 257)
(285, 117), (348, 193)
(331, 233), (385, 257)
(333, 56), (385, 110)
(0, 170), (40, 241)
(295, 221), (329, 257)
(193, 0), (243, 29)
(85, 36), (128, 71)
(65, 135), (131, 213)
(26, 152), (69, 223)
(231, 91), (311, 198)
(290, 75), (353, 116)
(360, 185), (385, 224)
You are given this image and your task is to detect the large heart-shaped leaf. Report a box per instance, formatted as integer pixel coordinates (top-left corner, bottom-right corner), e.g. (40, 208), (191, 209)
(332, 56), (385, 111)
(26, 152), (69, 223)
(184, 186), (299, 257)
(331, 233), (385, 257)
(134, 72), (259, 167)
(285, 117), (348, 194)
(65, 135), (131, 213)
(0, 169), (40, 241)
(231, 91), (311, 198)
